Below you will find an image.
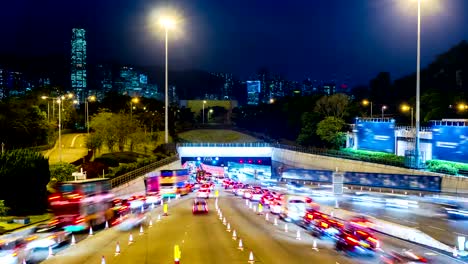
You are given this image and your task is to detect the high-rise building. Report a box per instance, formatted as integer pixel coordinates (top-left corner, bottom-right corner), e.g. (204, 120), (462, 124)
(246, 80), (261, 105)
(94, 64), (113, 101)
(211, 72), (234, 99)
(71, 28), (87, 102)
(0, 67), (5, 99)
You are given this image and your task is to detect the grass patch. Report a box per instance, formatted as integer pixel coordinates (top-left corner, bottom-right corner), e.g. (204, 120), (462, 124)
(178, 129), (259, 143)
(0, 214), (52, 233)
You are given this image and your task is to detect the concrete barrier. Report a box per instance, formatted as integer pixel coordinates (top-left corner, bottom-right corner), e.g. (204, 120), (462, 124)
(319, 205), (453, 253)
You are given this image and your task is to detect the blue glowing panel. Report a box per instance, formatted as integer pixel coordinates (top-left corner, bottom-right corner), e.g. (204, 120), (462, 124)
(281, 169), (332, 182)
(356, 119), (395, 153)
(432, 125), (468, 163)
(344, 172), (441, 192)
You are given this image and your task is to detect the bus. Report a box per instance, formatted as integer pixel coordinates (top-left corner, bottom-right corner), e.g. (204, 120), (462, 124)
(144, 172), (161, 205)
(160, 169), (190, 198)
(48, 178), (115, 232)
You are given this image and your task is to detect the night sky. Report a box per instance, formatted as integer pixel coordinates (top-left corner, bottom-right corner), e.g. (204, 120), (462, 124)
(1, 0), (467, 85)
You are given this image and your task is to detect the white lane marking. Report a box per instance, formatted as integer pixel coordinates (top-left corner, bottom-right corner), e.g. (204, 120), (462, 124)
(425, 252), (438, 256)
(404, 220), (418, 225)
(454, 232), (468, 236)
(428, 225), (444, 231)
(70, 134), (81, 147)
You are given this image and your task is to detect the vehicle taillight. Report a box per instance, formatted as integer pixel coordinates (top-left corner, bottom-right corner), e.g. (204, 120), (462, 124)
(48, 194), (61, 201)
(320, 222), (329, 229)
(307, 214), (313, 219)
(74, 217), (85, 224)
(346, 236), (359, 244)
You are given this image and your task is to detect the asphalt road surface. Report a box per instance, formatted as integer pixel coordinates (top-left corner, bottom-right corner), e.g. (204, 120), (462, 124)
(40, 189), (464, 264)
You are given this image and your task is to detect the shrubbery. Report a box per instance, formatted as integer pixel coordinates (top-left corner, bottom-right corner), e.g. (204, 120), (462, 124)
(426, 160), (468, 175)
(105, 152), (169, 178)
(335, 148), (405, 166)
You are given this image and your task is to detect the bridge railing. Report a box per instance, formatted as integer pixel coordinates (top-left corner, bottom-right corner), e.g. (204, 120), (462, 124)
(176, 142), (271, 147)
(110, 155), (179, 188)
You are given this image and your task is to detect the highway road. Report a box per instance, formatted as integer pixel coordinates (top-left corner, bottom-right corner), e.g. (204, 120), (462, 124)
(39, 189), (463, 264)
(307, 190), (468, 248)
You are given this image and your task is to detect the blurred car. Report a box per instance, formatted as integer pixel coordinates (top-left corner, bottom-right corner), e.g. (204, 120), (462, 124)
(0, 236), (30, 264)
(335, 228), (379, 256)
(24, 224), (71, 250)
(117, 213), (147, 231)
(197, 189), (210, 199)
(309, 217), (344, 239)
(279, 198), (307, 222)
(260, 194), (275, 207)
(192, 199), (209, 214)
(269, 201), (282, 214)
(250, 190), (264, 202)
(380, 250), (428, 263)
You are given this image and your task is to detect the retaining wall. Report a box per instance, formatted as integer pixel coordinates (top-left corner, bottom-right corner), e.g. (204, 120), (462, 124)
(272, 148), (468, 194)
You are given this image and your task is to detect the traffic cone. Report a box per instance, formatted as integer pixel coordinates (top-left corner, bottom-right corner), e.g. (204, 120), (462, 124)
(453, 246), (458, 257)
(296, 229), (301, 240)
(105, 220), (109, 229)
(284, 223), (288, 233)
(101, 256), (106, 264)
(265, 213), (269, 221)
(248, 251), (254, 264)
(335, 199), (339, 209)
(219, 213), (223, 220)
(227, 223), (231, 232)
(128, 233), (134, 245)
(313, 239), (318, 251)
(274, 217), (278, 226)
(115, 242), (121, 256)
(232, 230), (237, 240)
(238, 239), (244, 251)
(71, 234), (76, 245)
(89, 226), (94, 237)
(168, 197), (171, 203)
(47, 246), (53, 258)
(161, 199), (164, 206)
(157, 214), (161, 222)
(223, 217), (226, 225)
(149, 219), (153, 227)
(151, 203), (155, 210)
(139, 225), (144, 235)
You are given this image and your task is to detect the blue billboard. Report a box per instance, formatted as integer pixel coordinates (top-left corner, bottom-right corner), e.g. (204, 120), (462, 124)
(432, 125), (468, 163)
(281, 169), (441, 192)
(356, 119), (395, 153)
(282, 169), (332, 182)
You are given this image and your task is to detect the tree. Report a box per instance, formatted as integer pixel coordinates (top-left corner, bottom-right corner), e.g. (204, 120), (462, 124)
(49, 162), (77, 182)
(0, 149), (50, 215)
(86, 133), (104, 157)
(314, 94), (350, 119)
(316, 117), (346, 149)
(296, 112), (321, 146)
(0, 200), (9, 220)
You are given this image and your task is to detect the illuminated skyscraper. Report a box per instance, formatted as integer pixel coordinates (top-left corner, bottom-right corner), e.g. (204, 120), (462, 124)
(71, 28), (87, 102)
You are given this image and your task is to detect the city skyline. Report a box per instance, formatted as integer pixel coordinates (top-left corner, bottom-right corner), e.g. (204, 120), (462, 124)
(1, 0), (468, 86)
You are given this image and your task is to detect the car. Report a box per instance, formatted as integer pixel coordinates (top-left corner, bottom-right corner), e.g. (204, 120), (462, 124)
(335, 229), (379, 257)
(269, 201), (282, 214)
(250, 190), (263, 202)
(260, 194), (275, 207)
(309, 217), (345, 239)
(300, 208), (326, 229)
(24, 224), (71, 250)
(0, 236), (30, 264)
(197, 189), (210, 199)
(380, 250), (428, 263)
(192, 199), (209, 214)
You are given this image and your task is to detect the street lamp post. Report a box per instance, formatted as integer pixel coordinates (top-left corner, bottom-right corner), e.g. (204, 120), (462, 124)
(401, 104), (414, 128)
(160, 17), (176, 144)
(414, 0), (422, 168)
(381, 105), (387, 119)
(202, 100), (207, 124)
(86, 95), (96, 134)
(208, 108), (214, 122)
(362, 99), (373, 118)
(130, 97), (139, 121)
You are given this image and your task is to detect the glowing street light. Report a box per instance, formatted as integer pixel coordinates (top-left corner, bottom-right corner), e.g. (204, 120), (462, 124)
(457, 103), (468, 112)
(400, 104), (414, 127)
(86, 95), (96, 134)
(208, 108), (214, 121)
(362, 99), (373, 117)
(202, 100), (207, 124)
(381, 105), (387, 118)
(130, 97), (139, 120)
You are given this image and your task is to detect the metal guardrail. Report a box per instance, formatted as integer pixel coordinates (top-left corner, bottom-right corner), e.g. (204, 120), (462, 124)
(110, 155), (179, 188)
(176, 142), (271, 147)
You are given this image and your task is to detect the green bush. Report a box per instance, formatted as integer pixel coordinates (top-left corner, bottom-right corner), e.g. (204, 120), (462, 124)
(105, 153), (169, 178)
(426, 160), (468, 175)
(335, 148), (405, 166)
(99, 152), (146, 164)
(94, 156), (119, 167)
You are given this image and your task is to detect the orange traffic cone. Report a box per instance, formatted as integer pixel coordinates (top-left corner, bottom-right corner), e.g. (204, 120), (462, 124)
(149, 219), (153, 227)
(115, 242), (121, 256)
(139, 225), (144, 235)
(232, 230), (237, 240)
(265, 213), (269, 221)
(89, 226), (94, 237)
(284, 223), (288, 233)
(227, 223), (231, 232)
(248, 251), (254, 264)
(128, 233), (134, 245)
(71, 234), (76, 245)
(101, 255), (106, 264)
(105, 220), (109, 229)
(312, 239), (318, 251)
(296, 229), (301, 240)
(274, 217), (278, 226)
(223, 217), (226, 225)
